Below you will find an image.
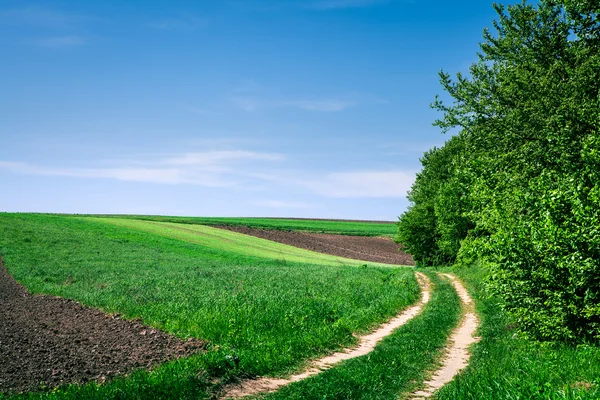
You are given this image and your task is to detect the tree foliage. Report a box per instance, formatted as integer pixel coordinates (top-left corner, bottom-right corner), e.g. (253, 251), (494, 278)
(397, 135), (473, 267)
(397, 0), (600, 342)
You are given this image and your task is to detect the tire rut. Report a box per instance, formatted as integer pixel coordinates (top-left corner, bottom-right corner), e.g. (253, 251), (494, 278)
(221, 272), (430, 399)
(410, 273), (480, 399)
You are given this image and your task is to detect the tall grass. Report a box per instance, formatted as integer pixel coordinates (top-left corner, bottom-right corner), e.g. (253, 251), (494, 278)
(262, 273), (460, 399)
(0, 213), (418, 398)
(436, 265), (600, 400)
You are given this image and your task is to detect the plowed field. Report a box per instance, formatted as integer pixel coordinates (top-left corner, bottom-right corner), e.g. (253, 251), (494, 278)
(217, 225), (414, 266)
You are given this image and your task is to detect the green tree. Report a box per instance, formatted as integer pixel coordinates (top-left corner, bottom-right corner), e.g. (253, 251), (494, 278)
(397, 135), (472, 267)
(402, 0), (600, 341)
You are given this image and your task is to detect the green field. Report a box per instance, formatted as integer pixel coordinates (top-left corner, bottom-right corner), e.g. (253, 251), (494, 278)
(83, 217), (398, 267)
(434, 264), (600, 400)
(3, 213), (595, 399)
(0, 213), (417, 399)
(93, 215), (398, 237)
(264, 273), (461, 399)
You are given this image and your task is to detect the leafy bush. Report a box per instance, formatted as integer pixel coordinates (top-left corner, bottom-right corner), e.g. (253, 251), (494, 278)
(398, 0), (600, 342)
(397, 135), (473, 267)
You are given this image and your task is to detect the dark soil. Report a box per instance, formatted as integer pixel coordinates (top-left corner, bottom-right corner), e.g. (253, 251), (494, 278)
(0, 260), (205, 394)
(217, 226), (415, 266)
(249, 217), (395, 224)
(0, 223), (412, 394)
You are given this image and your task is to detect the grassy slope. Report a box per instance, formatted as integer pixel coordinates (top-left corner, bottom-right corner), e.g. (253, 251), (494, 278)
(96, 215), (397, 237)
(262, 273), (461, 400)
(84, 217), (399, 267)
(0, 213), (418, 399)
(435, 264), (600, 400)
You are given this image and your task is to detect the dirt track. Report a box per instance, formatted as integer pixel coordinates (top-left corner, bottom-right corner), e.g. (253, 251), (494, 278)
(222, 273), (430, 399)
(0, 261), (205, 394)
(411, 273), (480, 399)
(217, 226), (415, 266)
(0, 226), (414, 394)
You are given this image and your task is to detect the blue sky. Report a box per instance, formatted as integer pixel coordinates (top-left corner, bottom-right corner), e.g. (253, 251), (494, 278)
(0, 0), (514, 220)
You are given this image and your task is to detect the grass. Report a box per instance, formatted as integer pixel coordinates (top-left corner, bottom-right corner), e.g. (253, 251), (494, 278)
(261, 272), (461, 400)
(92, 215), (398, 237)
(0, 213), (418, 399)
(435, 264), (600, 400)
(83, 217), (401, 267)
(11, 213), (595, 399)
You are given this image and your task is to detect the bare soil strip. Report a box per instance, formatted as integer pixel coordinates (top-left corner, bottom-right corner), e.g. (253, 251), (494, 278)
(216, 225), (415, 266)
(221, 272), (431, 399)
(245, 217), (395, 224)
(411, 273), (480, 399)
(0, 260), (205, 394)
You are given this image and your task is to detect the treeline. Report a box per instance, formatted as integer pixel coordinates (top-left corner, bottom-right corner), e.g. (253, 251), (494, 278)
(397, 0), (600, 343)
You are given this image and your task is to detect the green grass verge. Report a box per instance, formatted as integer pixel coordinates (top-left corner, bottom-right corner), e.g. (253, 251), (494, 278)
(0, 213), (418, 399)
(435, 264), (600, 400)
(92, 215), (398, 237)
(83, 217), (400, 267)
(260, 272), (461, 400)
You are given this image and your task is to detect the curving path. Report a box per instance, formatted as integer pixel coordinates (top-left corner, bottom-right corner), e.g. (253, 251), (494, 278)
(411, 273), (480, 399)
(222, 271), (480, 400)
(221, 272), (431, 399)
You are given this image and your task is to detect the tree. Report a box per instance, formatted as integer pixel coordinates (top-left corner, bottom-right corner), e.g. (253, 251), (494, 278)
(397, 135), (472, 267)
(400, 0), (600, 342)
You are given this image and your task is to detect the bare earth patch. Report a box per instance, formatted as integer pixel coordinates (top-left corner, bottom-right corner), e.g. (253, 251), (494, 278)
(0, 260), (205, 394)
(411, 273), (480, 399)
(221, 272), (430, 399)
(216, 225), (415, 266)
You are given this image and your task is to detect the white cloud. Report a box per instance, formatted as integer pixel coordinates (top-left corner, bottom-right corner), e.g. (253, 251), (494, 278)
(0, 161), (227, 186)
(161, 150), (284, 166)
(233, 167), (416, 199)
(0, 157), (415, 199)
(0, 150), (284, 188)
(81, 168), (206, 185)
(303, 170), (415, 198)
(254, 200), (312, 209)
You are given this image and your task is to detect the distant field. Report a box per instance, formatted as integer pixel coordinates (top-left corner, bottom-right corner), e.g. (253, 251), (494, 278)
(94, 215), (398, 237)
(0, 213), (417, 398)
(84, 217), (395, 268)
(2, 213), (595, 399)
